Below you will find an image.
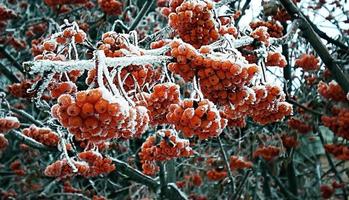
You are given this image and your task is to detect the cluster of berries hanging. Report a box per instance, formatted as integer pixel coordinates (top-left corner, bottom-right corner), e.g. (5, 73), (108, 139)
(7, 78), (38, 99)
(167, 98), (227, 139)
(281, 135), (298, 149)
(0, 4), (16, 21)
(229, 156), (253, 171)
(317, 80), (347, 102)
(98, 0), (123, 16)
(169, 39), (259, 103)
(10, 160), (25, 176)
(0, 133), (8, 151)
(288, 117), (313, 134)
(45, 150), (115, 178)
(222, 85), (292, 126)
(322, 109), (349, 140)
(139, 129), (193, 175)
(51, 88), (136, 143)
(176, 173), (203, 188)
(250, 21), (284, 38)
(48, 81), (77, 99)
(0, 117), (20, 133)
(253, 146), (280, 161)
(295, 54), (320, 71)
(168, 0), (219, 48)
(88, 31), (162, 91)
(206, 158), (227, 181)
(324, 144), (349, 160)
(118, 105), (150, 139)
(141, 82), (181, 125)
(22, 125), (60, 147)
(265, 52), (287, 68)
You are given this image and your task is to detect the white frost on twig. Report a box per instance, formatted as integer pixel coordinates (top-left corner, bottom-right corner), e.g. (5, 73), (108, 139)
(24, 55), (172, 75)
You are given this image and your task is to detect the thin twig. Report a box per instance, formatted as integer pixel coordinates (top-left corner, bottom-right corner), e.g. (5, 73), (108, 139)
(218, 135), (235, 194)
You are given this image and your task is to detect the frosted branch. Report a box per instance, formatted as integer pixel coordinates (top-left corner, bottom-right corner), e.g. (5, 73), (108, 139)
(24, 55), (172, 75)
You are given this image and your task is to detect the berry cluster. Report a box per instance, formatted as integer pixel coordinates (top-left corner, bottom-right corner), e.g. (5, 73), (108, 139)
(265, 52), (287, 68)
(250, 21), (284, 38)
(10, 160), (25, 176)
(26, 23), (47, 39)
(7, 78), (38, 99)
(250, 26), (270, 46)
(206, 169), (227, 181)
(166, 98), (227, 139)
(0, 134), (8, 151)
(221, 84), (292, 126)
(288, 117), (313, 134)
(318, 80), (347, 102)
(118, 105), (149, 139)
(0, 4), (16, 21)
(33, 26), (86, 60)
(22, 125), (60, 147)
(295, 54), (320, 71)
(281, 135), (298, 149)
(143, 82), (181, 125)
(324, 144), (349, 160)
(0, 117), (20, 133)
(322, 109), (349, 140)
(45, 150), (115, 178)
(176, 173), (203, 188)
(229, 156), (253, 171)
(320, 184), (334, 199)
(120, 64), (162, 92)
(98, 0), (123, 16)
(139, 129), (193, 175)
(77, 150), (115, 177)
(48, 81), (77, 99)
(169, 39), (260, 105)
(44, 159), (89, 178)
(98, 31), (142, 57)
(168, 0), (219, 48)
(92, 32), (161, 91)
(51, 88), (131, 143)
(253, 146), (280, 161)
(250, 85), (292, 125)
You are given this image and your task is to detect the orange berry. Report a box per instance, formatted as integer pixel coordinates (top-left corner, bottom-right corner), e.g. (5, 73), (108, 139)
(57, 94), (73, 108)
(81, 103), (95, 116)
(86, 89), (102, 103)
(108, 103), (120, 116)
(84, 117), (99, 130)
(95, 99), (109, 113)
(67, 104), (81, 116)
(68, 116), (82, 127)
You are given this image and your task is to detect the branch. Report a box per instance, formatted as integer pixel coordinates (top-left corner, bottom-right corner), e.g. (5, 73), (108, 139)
(218, 135), (235, 193)
(262, 161), (299, 200)
(0, 63), (20, 83)
(279, 0), (349, 93)
(109, 157), (159, 191)
(305, 17), (349, 52)
(232, 170), (251, 200)
(5, 104), (44, 126)
(10, 130), (55, 151)
(0, 46), (25, 74)
(128, 0), (154, 31)
(235, 0), (251, 25)
(286, 98), (323, 116)
(23, 55), (172, 75)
